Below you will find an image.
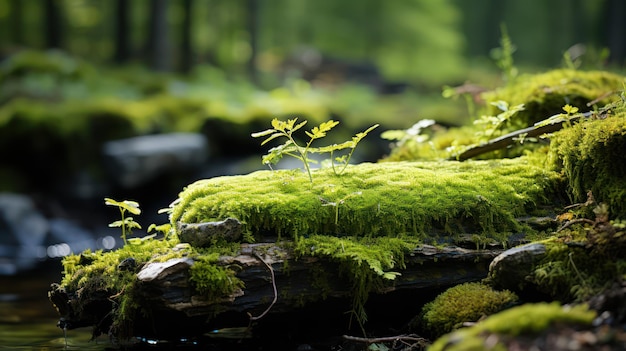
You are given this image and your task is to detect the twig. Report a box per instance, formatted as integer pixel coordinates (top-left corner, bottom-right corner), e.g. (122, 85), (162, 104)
(557, 218), (595, 232)
(247, 252), (277, 321)
(342, 334), (430, 348)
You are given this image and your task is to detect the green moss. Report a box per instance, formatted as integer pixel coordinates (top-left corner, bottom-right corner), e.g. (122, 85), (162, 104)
(549, 113), (626, 218)
(384, 69), (625, 161)
(482, 69), (624, 129)
(170, 157), (561, 244)
(418, 282), (518, 337)
(526, 227), (626, 302)
(189, 250), (244, 302)
(428, 302), (596, 351)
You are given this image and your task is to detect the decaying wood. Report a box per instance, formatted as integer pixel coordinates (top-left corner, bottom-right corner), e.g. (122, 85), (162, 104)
(49, 242), (504, 338)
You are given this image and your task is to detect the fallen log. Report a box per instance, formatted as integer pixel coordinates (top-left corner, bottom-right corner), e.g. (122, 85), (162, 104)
(49, 241), (503, 340)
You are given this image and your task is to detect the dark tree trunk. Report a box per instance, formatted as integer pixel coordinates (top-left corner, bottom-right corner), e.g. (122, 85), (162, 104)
(44, 0), (62, 49)
(9, 0), (23, 46)
(246, 0), (259, 84)
(114, 0), (130, 63)
(147, 0), (170, 71)
(180, 0), (193, 73)
(603, 0), (626, 65)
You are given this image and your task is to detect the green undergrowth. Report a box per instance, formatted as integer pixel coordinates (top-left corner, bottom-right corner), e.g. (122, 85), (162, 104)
(170, 156), (561, 244)
(417, 282), (518, 338)
(428, 302), (596, 351)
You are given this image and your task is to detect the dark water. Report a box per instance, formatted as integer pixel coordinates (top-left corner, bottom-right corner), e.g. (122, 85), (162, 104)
(0, 261), (115, 350)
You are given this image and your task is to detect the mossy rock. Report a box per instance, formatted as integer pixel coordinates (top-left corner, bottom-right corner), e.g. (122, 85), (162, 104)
(482, 69), (625, 129)
(417, 282), (518, 338)
(549, 113), (626, 218)
(383, 69), (625, 162)
(169, 156), (562, 244)
(428, 302), (596, 351)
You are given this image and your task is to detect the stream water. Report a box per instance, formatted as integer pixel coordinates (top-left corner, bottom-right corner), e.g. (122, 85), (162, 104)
(0, 261), (115, 350)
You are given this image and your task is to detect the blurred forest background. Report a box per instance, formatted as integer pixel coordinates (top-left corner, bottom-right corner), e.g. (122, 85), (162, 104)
(0, 0), (624, 196)
(0, 0), (624, 84)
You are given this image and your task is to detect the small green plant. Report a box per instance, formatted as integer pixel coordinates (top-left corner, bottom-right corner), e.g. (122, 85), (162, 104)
(105, 198), (142, 245)
(490, 23), (518, 83)
(474, 101), (525, 140)
(252, 118), (378, 183)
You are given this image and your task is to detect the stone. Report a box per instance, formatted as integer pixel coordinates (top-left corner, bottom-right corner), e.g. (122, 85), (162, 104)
(102, 133), (208, 188)
(177, 218), (242, 247)
(487, 242), (547, 292)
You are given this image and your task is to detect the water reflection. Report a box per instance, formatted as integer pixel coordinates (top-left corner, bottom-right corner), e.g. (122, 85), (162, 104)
(0, 262), (115, 350)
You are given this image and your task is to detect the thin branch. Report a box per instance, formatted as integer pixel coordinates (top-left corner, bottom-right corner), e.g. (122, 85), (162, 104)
(342, 333), (430, 347)
(451, 111), (593, 161)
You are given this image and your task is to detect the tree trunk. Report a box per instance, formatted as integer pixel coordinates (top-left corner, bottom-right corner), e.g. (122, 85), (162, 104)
(180, 0), (193, 73)
(44, 0), (62, 49)
(147, 0), (170, 71)
(113, 0), (130, 64)
(246, 0), (259, 84)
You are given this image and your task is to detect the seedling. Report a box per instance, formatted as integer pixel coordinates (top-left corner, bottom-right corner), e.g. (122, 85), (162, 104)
(105, 198), (142, 245)
(252, 118), (378, 183)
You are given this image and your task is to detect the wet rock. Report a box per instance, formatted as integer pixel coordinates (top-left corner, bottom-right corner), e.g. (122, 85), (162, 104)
(487, 243), (547, 292)
(177, 218), (242, 247)
(102, 133), (208, 188)
(0, 193), (48, 274)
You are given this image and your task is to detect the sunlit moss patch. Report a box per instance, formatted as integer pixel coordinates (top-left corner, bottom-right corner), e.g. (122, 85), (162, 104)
(170, 157), (561, 244)
(428, 302), (596, 351)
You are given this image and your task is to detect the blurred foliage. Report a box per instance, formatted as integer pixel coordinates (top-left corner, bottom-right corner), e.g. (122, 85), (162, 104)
(0, 50), (467, 192)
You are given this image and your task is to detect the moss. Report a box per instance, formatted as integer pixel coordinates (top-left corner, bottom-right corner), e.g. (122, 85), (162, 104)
(428, 302), (596, 351)
(526, 225), (626, 302)
(189, 251), (244, 302)
(481, 69), (624, 129)
(418, 282), (518, 337)
(170, 156), (561, 244)
(383, 69), (625, 161)
(549, 113), (626, 218)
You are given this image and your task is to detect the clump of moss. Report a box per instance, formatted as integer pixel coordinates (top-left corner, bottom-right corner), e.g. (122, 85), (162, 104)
(170, 157), (560, 244)
(417, 282), (518, 337)
(549, 112), (626, 218)
(383, 69), (625, 162)
(526, 214), (626, 302)
(481, 69), (624, 129)
(428, 302), (596, 351)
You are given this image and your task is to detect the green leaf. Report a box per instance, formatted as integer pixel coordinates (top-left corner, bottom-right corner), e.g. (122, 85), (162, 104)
(251, 128), (276, 138)
(121, 200), (141, 215)
(380, 130), (406, 141)
(260, 132), (284, 146)
(108, 220), (124, 228)
(292, 120), (308, 132)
